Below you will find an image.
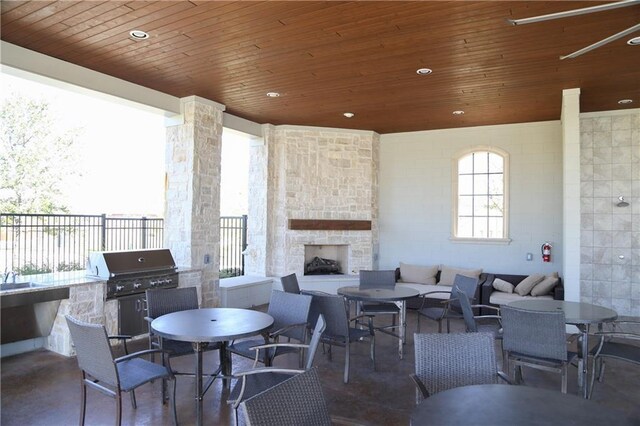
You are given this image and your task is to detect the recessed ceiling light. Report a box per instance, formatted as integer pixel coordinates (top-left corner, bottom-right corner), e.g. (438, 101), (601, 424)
(343, 112), (355, 118)
(129, 30), (149, 40)
(618, 99), (633, 105)
(627, 36), (640, 46)
(452, 110), (465, 115)
(266, 92), (280, 98)
(416, 68), (433, 75)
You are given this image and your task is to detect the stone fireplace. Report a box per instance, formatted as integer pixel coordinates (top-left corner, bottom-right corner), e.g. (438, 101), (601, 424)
(245, 125), (380, 278)
(304, 244), (349, 275)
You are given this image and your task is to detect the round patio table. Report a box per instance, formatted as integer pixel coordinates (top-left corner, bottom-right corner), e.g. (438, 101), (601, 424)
(410, 384), (635, 425)
(337, 285), (419, 359)
(151, 308), (274, 426)
(507, 299), (618, 399)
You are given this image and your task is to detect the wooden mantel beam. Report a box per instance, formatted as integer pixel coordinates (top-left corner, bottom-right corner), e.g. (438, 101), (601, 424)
(288, 219), (372, 231)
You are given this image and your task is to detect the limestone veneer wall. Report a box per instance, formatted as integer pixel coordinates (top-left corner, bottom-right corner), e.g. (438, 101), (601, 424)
(580, 110), (640, 316)
(165, 97), (223, 307)
(247, 125), (379, 277)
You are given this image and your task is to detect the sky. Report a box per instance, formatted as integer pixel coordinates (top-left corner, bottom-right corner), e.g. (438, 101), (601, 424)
(1, 70), (248, 217)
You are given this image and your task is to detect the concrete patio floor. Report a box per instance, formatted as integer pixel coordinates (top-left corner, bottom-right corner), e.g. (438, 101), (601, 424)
(2, 309), (639, 425)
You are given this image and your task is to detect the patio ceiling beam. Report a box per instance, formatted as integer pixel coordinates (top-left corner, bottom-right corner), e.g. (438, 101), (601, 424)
(1, 41), (181, 117)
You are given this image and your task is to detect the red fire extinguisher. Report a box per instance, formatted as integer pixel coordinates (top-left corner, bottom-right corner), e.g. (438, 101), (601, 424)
(541, 243), (552, 263)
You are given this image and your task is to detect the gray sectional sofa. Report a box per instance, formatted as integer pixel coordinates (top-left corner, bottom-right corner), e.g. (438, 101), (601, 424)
(481, 273), (564, 313)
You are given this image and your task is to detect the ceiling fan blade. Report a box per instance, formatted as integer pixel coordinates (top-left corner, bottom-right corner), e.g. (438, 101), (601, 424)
(508, 0), (640, 26)
(560, 22), (640, 59)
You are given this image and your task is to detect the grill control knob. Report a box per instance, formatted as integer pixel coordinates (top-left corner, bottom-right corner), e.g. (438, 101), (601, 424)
(150, 280), (158, 287)
(133, 282), (142, 290)
(115, 285), (124, 292)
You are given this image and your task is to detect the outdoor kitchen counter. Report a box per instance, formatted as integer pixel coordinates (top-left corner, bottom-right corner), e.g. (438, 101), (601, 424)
(0, 271), (105, 295)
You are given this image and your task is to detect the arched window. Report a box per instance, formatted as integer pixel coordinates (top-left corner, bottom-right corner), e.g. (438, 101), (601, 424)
(452, 148), (509, 241)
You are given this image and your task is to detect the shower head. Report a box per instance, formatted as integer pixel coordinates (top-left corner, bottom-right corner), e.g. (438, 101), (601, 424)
(617, 196), (629, 207)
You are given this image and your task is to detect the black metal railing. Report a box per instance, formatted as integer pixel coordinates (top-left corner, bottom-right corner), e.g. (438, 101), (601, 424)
(0, 213), (164, 275)
(219, 215), (247, 278)
(1, 213), (247, 277)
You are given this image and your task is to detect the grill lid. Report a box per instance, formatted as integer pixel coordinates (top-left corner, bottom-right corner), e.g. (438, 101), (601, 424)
(87, 249), (177, 279)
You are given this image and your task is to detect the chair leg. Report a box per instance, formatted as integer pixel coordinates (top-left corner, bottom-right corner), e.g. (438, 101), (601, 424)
(79, 375), (87, 426)
(130, 390), (137, 409)
(417, 314), (421, 333)
(437, 319), (442, 333)
(446, 318), (450, 333)
(598, 358), (606, 382)
(116, 390), (123, 426)
(589, 356), (599, 399)
(344, 343), (350, 384)
(561, 364), (568, 394)
(370, 334), (376, 371)
(170, 377), (178, 426)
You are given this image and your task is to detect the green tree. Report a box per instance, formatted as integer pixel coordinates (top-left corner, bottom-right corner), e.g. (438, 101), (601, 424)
(0, 94), (81, 213)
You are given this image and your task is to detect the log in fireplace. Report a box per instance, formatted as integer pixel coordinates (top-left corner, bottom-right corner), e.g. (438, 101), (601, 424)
(305, 256), (342, 275)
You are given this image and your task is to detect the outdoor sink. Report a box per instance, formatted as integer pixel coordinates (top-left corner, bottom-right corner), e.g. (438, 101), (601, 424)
(0, 281), (46, 291)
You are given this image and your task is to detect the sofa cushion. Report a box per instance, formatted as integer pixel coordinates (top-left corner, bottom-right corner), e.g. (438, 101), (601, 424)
(530, 276), (560, 297)
(514, 274), (545, 296)
(399, 262), (438, 285)
(439, 265), (482, 286)
(492, 278), (514, 293)
(490, 291), (554, 305)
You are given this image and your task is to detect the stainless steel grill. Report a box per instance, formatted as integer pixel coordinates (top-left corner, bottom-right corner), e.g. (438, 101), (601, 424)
(87, 249), (179, 299)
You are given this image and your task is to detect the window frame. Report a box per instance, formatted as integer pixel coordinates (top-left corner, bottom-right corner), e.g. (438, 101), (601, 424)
(451, 146), (511, 244)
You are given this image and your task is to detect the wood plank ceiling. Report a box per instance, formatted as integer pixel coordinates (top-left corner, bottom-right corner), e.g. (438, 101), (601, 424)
(2, 1), (639, 134)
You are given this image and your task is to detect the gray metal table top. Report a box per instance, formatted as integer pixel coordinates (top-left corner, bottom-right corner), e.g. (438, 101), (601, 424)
(151, 308), (274, 343)
(337, 285), (419, 302)
(508, 300), (618, 325)
(410, 384), (636, 426)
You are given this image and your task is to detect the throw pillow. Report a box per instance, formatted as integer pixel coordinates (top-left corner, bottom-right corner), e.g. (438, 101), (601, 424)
(399, 262), (438, 285)
(439, 265), (482, 286)
(514, 274), (545, 296)
(530, 275), (560, 296)
(492, 278), (514, 293)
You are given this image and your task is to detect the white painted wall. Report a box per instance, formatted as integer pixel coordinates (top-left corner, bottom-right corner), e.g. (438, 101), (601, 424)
(378, 121), (564, 276)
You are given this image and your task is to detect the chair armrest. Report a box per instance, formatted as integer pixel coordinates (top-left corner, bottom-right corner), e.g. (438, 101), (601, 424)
(248, 342), (311, 366)
(269, 322), (308, 339)
(330, 415), (369, 426)
(497, 371), (513, 384)
(471, 304), (500, 313)
(108, 334), (133, 340)
(229, 367), (304, 407)
(419, 291), (453, 309)
(144, 316), (154, 324)
(409, 374), (430, 399)
(108, 335), (133, 354)
(114, 348), (171, 363)
(474, 315), (502, 321)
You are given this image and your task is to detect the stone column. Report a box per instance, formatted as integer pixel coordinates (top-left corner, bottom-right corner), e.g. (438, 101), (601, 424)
(165, 96), (225, 307)
(561, 88), (581, 302)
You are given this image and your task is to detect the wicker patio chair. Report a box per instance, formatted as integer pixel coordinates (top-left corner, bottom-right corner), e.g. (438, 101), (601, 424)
(228, 290), (312, 367)
(416, 274), (479, 333)
(280, 273), (301, 294)
(228, 314), (327, 422)
(411, 332), (509, 404)
(302, 290), (376, 383)
(501, 305), (577, 393)
(357, 270), (400, 332)
(240, 367), (363, 426)
(589, 320), (640, 398)
(457, 286), (502, 339)
(145, 287), (222, 400)
(65, 315), (177, 426)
